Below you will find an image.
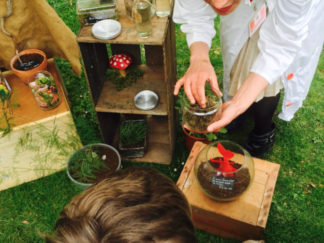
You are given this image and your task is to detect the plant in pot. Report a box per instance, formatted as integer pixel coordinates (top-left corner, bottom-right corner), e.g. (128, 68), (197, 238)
(67, 143), (121, 189)
(118, 119), (148, 158)
(10, 49), (47, 85)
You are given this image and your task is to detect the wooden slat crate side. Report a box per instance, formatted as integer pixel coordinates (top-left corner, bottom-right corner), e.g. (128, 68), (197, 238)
(79, 42), (109, 104)
(0, 112), (82, 191)
(144, 45), (163, 65)
(192, 205), (265, 241)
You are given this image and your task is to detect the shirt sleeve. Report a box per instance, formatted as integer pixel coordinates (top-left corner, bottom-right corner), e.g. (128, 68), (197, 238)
(173, 0), (217, 49)
(251, 0), (316, 84)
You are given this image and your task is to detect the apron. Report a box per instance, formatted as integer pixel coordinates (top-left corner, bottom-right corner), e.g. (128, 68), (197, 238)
(220, 0), (324, 121)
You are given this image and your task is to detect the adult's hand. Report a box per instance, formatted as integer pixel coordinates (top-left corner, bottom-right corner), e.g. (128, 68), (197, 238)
(173, 42), (222, 108)
(207, 72), (270, 132)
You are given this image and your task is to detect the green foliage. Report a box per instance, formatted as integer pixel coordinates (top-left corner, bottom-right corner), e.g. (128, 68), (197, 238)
(189, 128), (227, 142)
(120, 120), (147, 146)
(68, 146), (109, 183)
(35, 76), (55, 86)
(107, 67), (144, 91)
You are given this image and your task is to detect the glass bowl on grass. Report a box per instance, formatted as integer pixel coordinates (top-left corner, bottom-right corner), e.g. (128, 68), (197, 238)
(194, 140), (254, 201)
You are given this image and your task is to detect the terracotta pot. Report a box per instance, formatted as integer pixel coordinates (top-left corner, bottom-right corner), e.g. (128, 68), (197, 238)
(10, 49), (47, 85)
(182, 123), (210, 152)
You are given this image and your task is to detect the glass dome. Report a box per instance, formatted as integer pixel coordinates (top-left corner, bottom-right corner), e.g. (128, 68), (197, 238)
(194, 140), (254, 201)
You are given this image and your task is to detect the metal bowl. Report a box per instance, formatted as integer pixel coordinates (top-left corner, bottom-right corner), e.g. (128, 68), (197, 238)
(134, 90), (159, 110)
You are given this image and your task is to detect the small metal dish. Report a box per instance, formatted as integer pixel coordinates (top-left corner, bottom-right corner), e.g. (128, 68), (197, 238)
(134, 90), (159, 110)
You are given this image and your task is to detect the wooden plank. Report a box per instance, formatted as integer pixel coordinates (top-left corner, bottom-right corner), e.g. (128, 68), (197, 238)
(95, 65), (167, 115)
(144, 45), (163, 65)
(79, 42), (109, 104)
(177, 142), (281, 241)
(0, 112), (82, 191)
(97, 112), (120, 144)
(77, 0), (170, 45)
(110, 44), (142, 65)
(0, 59), (69, 131)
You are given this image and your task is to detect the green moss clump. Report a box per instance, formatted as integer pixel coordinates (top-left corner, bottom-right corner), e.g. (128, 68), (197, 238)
(106, 67), (144, 91)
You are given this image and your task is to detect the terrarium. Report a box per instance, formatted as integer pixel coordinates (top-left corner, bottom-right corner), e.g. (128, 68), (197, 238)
(76, 0), (118, 26)
(194, 140), (254, 201)
(29, 71), (60, 110)
(182, 94), (222, 132)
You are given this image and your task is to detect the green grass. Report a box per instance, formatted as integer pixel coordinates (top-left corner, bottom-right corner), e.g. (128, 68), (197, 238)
(0, 0), (323, 242)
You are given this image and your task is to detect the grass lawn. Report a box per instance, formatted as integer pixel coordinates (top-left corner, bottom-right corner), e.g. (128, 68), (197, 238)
(0, 1), (323, 242)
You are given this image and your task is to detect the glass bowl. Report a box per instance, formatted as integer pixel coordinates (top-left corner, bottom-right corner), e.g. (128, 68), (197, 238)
(194, 140), (254, 201)
(182, 94), (222, 132)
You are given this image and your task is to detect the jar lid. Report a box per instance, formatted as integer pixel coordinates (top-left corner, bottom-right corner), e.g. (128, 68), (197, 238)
(92, 19), (121, 40)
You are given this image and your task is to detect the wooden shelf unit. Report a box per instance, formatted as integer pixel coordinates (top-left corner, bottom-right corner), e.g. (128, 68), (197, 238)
(76, 0), (176, 164)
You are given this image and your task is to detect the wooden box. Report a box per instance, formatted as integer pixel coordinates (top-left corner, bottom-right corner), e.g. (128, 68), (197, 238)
(0, 60), (81, 191)
(76, 0), (176, 164)
(177, 142), (280, 241)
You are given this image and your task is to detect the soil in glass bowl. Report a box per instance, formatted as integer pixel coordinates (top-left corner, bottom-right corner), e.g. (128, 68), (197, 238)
(182, 95), (222, 132)
(196, 158), (251, 200)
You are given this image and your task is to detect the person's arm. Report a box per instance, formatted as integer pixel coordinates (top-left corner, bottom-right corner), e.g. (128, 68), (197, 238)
(173, 0), (221, 108)
(174, 42), (222, 107)
(251, 0), (316, 84)
(207, 72), (268, 132)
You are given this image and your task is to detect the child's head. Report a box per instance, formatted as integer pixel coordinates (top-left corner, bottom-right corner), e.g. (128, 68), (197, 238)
(46, 167), (196, 243)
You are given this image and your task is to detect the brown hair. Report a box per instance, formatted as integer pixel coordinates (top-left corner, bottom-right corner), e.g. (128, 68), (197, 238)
(46, 167), (196, 243)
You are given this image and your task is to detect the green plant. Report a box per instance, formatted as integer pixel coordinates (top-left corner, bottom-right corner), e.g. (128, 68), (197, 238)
(120, 120), (147, 147)
(106, 67), (144, 91)
(68, 147), (109, 183)
(189, 127), (227, 142)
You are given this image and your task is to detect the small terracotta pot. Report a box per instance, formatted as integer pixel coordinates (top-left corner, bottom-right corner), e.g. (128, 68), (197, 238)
(182, 123), (210, 152)
(10, 49), (47, 85)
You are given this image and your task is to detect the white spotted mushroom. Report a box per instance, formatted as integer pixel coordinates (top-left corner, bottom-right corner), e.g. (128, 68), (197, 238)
(109, 54), (133, 77)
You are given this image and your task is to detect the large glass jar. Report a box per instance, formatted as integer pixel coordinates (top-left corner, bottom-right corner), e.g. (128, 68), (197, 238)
(182, 94), (222, 132)
(194, 140), (254, 201)
(76, 0), (118, 26)
(29, 71), (60, 110)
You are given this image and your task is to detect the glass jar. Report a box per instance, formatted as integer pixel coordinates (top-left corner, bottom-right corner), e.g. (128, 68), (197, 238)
(132, 0), (153, 38)
(194, 141), (254, 201)
(29, 71), (60, 110)
(182, 94), (222, 132)
(155, 0), (170, 17)
(76, 0), (118, 26)
(125, 0), (155, 20)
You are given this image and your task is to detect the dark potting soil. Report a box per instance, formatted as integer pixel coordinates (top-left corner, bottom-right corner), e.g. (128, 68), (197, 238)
(197, 159), (251, 200)
(13, 54), (44, 71)
(183, 97), (221, 131)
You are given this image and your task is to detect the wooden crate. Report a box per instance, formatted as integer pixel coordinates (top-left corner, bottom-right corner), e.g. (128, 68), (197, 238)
(177, 142), (280, 241)
(0, 60), (82, 191)
(77, 0), (176, 164)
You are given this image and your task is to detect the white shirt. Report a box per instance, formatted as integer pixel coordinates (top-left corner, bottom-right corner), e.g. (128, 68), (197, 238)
(173, 0), (324, 121)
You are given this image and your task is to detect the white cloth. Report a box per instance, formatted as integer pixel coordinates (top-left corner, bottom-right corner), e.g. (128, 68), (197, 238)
(173, 0), (324, 121)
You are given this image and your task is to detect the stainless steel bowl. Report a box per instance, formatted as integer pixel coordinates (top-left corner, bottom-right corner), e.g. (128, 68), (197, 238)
(134, 90), (159, 110)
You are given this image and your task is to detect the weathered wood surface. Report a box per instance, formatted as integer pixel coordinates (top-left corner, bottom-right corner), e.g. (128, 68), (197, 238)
(177, 142), (281, 241)
(95, 65), (167, 115)
(77, 0), (170, 45)
(0, 61), (82, 191)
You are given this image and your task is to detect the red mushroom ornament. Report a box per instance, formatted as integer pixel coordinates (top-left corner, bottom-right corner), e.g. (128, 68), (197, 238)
(109, 54), (132, 77)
